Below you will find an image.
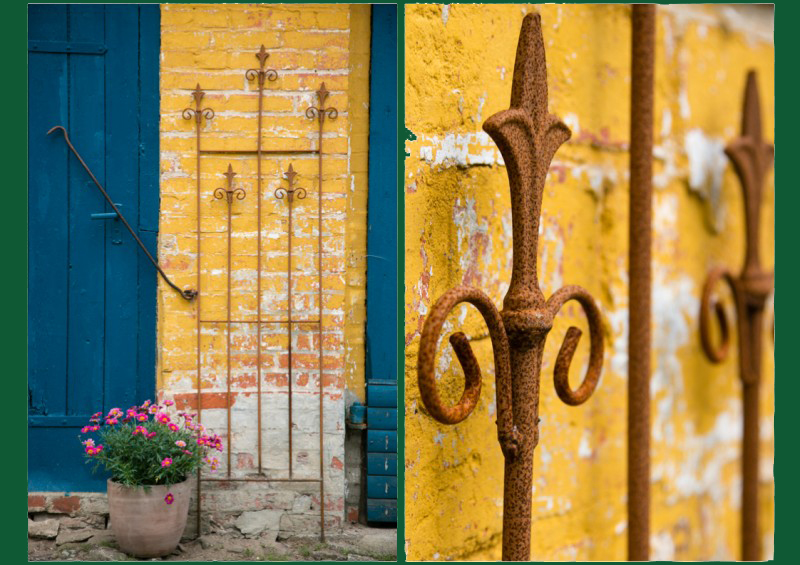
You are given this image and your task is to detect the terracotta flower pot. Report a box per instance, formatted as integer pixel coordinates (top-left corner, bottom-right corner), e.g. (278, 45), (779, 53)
(107, 477), (191, 558)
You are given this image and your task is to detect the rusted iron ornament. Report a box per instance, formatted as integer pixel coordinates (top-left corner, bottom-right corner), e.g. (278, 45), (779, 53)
(417, 13), (604, 561)
(699, 70), (774, 562)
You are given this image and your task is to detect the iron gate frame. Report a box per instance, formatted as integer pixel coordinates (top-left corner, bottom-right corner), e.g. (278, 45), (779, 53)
(183, 45), (337, 541)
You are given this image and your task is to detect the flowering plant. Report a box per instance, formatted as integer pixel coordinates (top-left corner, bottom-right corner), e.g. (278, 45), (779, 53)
(80, 400), (222, 502)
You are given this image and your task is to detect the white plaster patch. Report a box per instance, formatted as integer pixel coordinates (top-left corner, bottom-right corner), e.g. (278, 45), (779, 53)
(570, 163), (618, 200)
(417, 132), (503, 168)
(577, 432), (592, 459)
(685, 129), (728, 232)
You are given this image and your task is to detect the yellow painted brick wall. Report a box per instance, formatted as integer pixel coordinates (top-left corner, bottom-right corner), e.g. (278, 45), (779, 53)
(156, 3), (368, 531)
(405, 4), (773, 560)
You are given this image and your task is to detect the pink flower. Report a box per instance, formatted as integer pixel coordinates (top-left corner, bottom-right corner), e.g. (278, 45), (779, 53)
(85, 445), (104, 456)
(164, 493), (174, 505)
(81, 426), (92, 434)
(82, 439), (95, 448)
(105, 418), (119, 426)
(183, 450), (193, 455)
(164, 400), (174, 407)
(175, 440), (186, 447)
(90, 425), (100, 432)
(168, 423), (179, 432)
(161, 457), (173, 468)
(136, 413), (148, 422)
(146, 431), (157, 439)
(132, 426), (148, 436)
(156, 412), (171, 424)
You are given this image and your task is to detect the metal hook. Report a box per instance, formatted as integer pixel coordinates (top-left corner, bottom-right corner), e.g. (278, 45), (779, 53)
(47, 125), (197, 301)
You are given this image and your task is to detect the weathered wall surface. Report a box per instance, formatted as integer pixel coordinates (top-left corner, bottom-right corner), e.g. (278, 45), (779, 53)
(157, 3), (369, 532)
(405, 4), (773, 560)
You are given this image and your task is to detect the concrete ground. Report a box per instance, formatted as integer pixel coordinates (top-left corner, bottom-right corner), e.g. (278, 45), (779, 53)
(28, 523), (397, 562)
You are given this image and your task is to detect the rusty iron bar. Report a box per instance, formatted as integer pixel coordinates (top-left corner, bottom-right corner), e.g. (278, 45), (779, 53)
(699, 70), (773, 562)
(275, 163), (308, 478)
(417, 14), (604, 561)
(183, 82), (215, 536)
(213, 164), (246, 478)
(246, 45), (277, 476)
(46, 126), (197, 302)
(306, 82), (337, 541)
(628, 5), (655, 561)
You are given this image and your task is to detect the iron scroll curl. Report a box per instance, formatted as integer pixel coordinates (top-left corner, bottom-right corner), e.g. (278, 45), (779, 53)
(546, 285), (605, 406)
(416, 286), (519, 461)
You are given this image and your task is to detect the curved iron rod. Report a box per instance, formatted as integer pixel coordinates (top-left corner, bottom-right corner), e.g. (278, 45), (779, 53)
(47, 125), (197, 301)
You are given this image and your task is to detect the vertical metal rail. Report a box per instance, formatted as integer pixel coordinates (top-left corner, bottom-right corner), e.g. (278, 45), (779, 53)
(628, 5), (655, 561)
(307, 83), (338, 541)
(416, 14), (604, 561)
(182, 85), (214, 536)
(275, 164), (308, 478)
(214, 165), (247, 477)
(699, 70), (774, 562)
(245, 46), (277, 475)
(184, 48), (334, 542)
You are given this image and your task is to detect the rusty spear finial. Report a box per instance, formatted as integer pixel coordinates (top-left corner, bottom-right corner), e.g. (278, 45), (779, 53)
(275, 163), (307, 202)
(417, 13), (604, 561)
(214, 164), (246, 204)
(246, 45), (278, 85)
(183, 84), (215, 125)
(306, 82), (338, 125)
(699, 70), (774, 561)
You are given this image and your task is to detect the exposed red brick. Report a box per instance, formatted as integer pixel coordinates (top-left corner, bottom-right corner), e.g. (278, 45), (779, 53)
(331, 456), (344, 470)
(347, 506), (359, 523)
(174, 392), (236, 411)
(28, 495), (46, 511)
(52, 496), (81, 515)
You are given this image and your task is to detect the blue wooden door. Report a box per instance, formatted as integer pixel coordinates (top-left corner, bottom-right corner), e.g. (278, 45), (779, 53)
(28, 4), (160, 492)
(365, 4), (398, 524)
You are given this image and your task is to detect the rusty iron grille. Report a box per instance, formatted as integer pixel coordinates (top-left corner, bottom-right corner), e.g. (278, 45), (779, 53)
(183, 45), (337, 540)
(699, 70), (774, 562)
(416, 14), (605, 561)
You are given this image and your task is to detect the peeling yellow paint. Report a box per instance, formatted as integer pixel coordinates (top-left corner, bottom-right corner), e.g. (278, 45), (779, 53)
(405, 4), (774, 560)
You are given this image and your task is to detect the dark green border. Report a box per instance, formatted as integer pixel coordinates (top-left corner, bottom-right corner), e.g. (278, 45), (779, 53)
(14, 1), (796, 563)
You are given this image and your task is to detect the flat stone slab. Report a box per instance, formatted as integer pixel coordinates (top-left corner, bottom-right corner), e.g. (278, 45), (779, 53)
(55, 528), (98, 546)
(234, 509), (284, 541)
(28, 519), (59, 540)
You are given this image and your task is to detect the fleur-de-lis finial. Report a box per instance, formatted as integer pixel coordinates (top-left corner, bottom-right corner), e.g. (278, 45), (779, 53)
(214, 164), (246, 204)
(256, 44), (269, 68)
(183, 84), (215, 125)
(192, 83), (205, 106)
(285, 163), (298, 187)
(275, 163), (307, 202)
(724, 70), (774, 278)
(223, 163), (236, 185)
(483, 12), (571, 312)
(246, 45), (278, 85)
(305, 82), (338, 125)
(317, 82), (330, 107)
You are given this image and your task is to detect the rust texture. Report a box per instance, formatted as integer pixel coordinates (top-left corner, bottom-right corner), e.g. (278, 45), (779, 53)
(46, 126), (197, 301)
(628, 4), (655, 561)
(184, 49), (335, 541)
(699, 70), (774, 562)
(416, 14), (604, 561)
(213, 164), (246, 476)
